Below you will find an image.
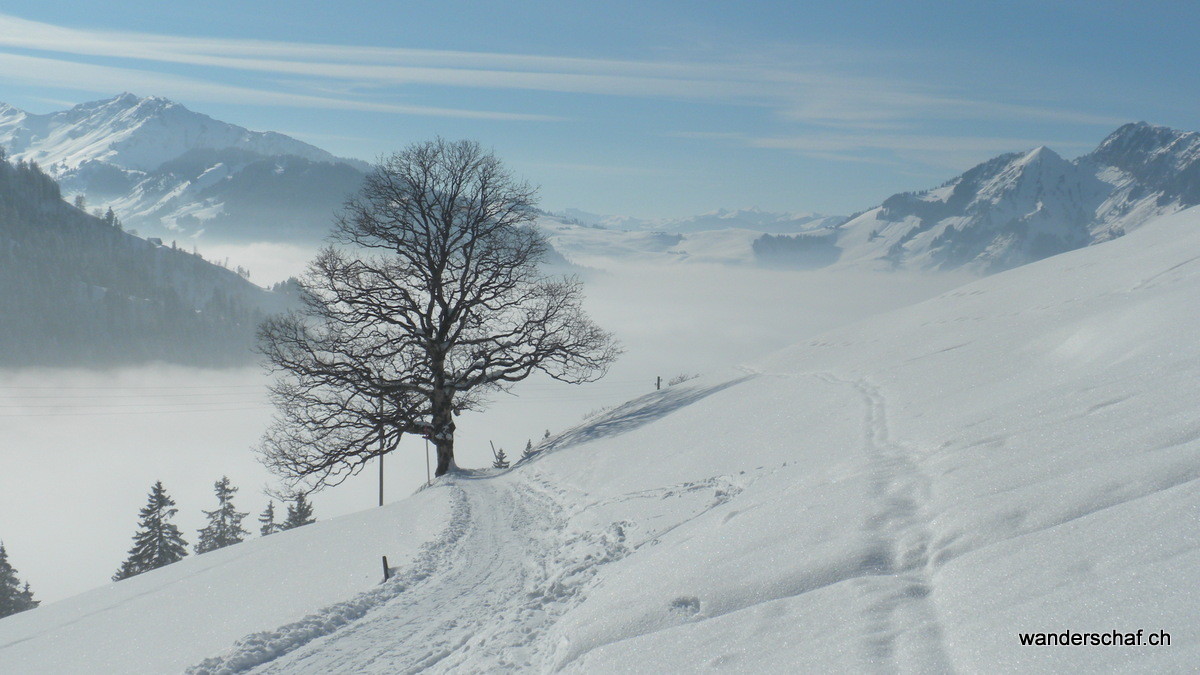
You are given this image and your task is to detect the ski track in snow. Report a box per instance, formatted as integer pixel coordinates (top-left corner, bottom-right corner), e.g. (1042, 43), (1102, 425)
(185, 487), (473, 674)
(817, 372), (955, 673)
(189, 471), (630, 674)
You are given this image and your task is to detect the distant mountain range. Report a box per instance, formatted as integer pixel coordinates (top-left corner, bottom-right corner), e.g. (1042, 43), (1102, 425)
(832, 122), (1200, 272)
(0, 94), (368, 243)
(544, 123), (1200, 272)
(4, 93), (1200, 275)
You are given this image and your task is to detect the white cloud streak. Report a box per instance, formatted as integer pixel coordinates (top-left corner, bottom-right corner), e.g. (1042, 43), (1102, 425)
(0, 52), (557, 121)
(0, 11), (1128, 151)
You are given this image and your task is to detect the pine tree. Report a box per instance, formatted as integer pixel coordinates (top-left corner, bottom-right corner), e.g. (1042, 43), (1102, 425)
(281, 493), (316, 530)
(259, 501), (279, 536)
(0, 542), (39, 618)
(492, 445), (509, 469)
(195, 476), (249, 554)
(113, 481), (188, 581)
(522, 439), (537, 460)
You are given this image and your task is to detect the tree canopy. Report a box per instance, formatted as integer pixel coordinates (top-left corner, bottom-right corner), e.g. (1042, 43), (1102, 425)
(259, 139), (619, 486)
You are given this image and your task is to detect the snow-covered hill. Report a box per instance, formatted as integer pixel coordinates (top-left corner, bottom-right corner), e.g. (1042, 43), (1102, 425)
(836, 122), (1200, 272)
(4, 204), (1199, 672)
(0, 157), (295, 366)
(0, 94), (369, 242)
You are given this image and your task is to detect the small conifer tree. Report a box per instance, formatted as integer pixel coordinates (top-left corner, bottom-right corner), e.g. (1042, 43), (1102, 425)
(113, 481), (188, 581)
(522, 439), (537, 460)
(195, 477), (249, 554)
(0, 542), (39, 618)
(281, 493), (316, 530)
(492, 445), (509, 469)
(259, 501), (279, 536)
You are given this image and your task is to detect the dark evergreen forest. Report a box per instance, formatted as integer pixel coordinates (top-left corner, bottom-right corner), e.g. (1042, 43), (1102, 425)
(0, 156), (294, 367)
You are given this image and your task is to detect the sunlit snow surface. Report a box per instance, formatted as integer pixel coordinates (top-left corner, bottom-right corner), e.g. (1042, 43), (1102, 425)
(4, 207), (1200, 671)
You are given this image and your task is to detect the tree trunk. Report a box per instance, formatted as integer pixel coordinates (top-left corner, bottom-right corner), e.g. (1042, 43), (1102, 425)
(431, 388), (457, 477)
(434, 436), (455, 477)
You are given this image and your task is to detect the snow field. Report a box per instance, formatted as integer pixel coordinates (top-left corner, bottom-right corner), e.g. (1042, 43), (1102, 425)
(5, 206), (1200, 672)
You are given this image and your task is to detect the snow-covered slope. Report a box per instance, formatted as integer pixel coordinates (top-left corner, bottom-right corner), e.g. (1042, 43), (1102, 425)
(0, 94), (368, 242)
(0, 94), (343, 172)
(836, 122), (1200, 273)
(4, 206), (1200, 672)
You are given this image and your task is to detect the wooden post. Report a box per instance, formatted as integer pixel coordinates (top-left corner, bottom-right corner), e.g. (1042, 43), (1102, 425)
(382, 555), (390, 581)
(656, 376), (661, 390)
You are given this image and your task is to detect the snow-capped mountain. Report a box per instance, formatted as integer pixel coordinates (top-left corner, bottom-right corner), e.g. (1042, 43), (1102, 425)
(836, 122), (1200, 272)
(0, 94), (369, 242)
(551, 122), (1200, 274)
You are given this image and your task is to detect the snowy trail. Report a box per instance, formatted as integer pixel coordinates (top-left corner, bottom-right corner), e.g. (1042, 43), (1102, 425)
(192, 471), (627, 674)
(816, 373), (954, 673)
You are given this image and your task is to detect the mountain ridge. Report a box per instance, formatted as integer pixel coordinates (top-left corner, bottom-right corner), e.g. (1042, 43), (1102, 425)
(835, 121), (1200, 272)
(0, 94), (370, 242)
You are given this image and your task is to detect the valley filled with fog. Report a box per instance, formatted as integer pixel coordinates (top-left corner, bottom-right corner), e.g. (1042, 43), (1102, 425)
(1, 255), (965, 602)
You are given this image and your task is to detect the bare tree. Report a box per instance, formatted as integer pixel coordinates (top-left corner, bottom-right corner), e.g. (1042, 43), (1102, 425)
(258, 139), (619, 487)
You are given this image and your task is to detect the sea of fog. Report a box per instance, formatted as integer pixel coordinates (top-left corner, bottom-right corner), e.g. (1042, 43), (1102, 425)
(1, 251), (969, 603)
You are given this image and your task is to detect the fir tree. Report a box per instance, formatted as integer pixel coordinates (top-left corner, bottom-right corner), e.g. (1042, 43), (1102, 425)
(492, 445), (509, 469)
(259, 501), (279, 536)
(281, 493), (316, 530)
(113, 481), (188, 581)
(0, 542), (39, 618)
(195, 476), (249, 554)
(522, 439), (537, 460)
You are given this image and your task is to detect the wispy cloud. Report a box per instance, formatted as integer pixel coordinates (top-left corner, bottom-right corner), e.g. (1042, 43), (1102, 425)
(0, 52), (557, 121)
(0, 10), (1125, 136)
(675, 130), (1099, 170)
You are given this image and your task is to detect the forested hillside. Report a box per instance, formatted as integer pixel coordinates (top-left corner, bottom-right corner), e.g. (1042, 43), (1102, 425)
(0, 155), (292, 366)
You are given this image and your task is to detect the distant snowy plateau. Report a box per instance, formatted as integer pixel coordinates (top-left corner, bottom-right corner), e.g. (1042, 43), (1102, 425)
(3, 202), (1199, 671)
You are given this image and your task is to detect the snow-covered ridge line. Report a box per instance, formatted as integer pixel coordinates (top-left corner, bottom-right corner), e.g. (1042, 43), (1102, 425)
(0, 93), (370, 242)
(0, 93), (360, 172)
(834, 121), (1200, 273)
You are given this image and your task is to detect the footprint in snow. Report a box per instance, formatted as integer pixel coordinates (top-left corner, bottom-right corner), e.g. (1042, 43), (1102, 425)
(669, 596), (702, 616)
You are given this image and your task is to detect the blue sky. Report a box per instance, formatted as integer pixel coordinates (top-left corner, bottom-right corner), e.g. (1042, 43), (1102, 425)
(0, 1), (1196, 218)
